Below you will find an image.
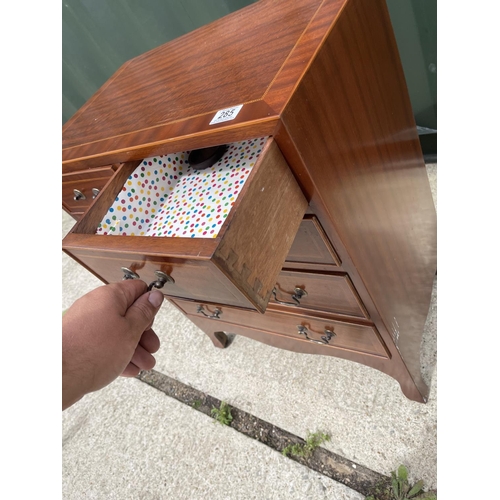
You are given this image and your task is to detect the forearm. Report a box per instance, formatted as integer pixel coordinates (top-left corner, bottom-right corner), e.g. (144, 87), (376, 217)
(62, 328), (94, 410)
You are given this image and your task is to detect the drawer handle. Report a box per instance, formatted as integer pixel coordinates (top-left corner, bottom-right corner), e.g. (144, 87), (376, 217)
(92, 188), (100, 199)
(272, 286), (307, 306)
(147, 270), (175, 291)
(121, 267), (140, 280)
(297, 325), (335, 345)
(73, 189), (86, 201)
(197, 305), (222, 319)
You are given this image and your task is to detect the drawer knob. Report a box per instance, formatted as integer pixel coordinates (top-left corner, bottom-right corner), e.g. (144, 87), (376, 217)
(73, 189), (86, 201)
(121, 267), (140, 280)
(92, 188), (100, 199)
(197, 305), (222, 319)
(272, 286), (307, 306)
(297, 325), (335, 345)
(147, 270), (175, 291)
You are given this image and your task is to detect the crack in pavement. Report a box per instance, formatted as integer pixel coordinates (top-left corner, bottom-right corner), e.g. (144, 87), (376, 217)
(137, 369), (391, 498)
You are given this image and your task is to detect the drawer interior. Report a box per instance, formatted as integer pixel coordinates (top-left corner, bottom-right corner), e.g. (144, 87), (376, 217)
(96, 138), (267, 238)
(64, 137), (308, 313)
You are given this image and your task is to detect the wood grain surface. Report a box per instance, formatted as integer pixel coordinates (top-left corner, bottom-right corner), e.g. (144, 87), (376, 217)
(284, 215), (341, 269)
(172, 297), (389, 358)
(278, 0), (437, 400)
(62, 165), (115, 215)
(270, 270), (368, 319)
(212, 139), (307, 312)
(62, 0), (348, 169)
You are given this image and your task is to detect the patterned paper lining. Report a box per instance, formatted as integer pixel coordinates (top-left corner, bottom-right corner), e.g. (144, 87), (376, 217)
(96, 137), (268, 238)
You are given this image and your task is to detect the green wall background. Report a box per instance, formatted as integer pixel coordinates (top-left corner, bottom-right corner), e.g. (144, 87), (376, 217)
(386, 0), (436, 131)
(62, 0), (436, 138)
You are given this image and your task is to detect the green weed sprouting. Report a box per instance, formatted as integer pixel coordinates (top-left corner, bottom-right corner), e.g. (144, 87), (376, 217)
(366, 465), (437, 500)
(211, 401), (233, 426)
(282, 431), (331, 458)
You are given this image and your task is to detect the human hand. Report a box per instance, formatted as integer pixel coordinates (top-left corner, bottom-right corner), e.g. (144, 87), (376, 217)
(62, 280), (164, 410)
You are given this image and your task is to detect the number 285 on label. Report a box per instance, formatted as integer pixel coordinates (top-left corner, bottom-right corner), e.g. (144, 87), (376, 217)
(209, 105), (243, 125)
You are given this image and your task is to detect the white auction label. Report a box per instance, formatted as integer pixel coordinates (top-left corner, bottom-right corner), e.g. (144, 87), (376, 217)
(209, 105), (243, 125)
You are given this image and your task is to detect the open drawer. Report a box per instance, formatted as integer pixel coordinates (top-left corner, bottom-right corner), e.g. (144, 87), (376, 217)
(62, 137), (307, 313)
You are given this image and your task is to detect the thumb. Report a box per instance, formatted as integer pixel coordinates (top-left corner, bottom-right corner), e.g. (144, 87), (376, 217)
(124, 290), (164, 337)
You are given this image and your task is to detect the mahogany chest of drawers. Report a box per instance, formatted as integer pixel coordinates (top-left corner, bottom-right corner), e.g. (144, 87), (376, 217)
(62, 0), (437, 403)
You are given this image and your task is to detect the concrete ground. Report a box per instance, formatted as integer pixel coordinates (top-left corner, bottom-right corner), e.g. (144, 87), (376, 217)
(62, 165), (437, 499)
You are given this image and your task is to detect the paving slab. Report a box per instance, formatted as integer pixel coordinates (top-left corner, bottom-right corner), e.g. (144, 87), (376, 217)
(63, 377), (365, 499)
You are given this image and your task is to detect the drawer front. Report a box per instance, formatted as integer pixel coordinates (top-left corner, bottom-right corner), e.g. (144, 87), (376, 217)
(64, 250), (257, 310)
(172, 298), (389, 358)
(270, 270), (369, 319)
(62, 166), (115, 213)
(63, 138), (307, 312)
(284, 215), (340, 269)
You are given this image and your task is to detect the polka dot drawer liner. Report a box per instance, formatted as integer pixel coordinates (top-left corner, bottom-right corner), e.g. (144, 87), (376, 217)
(96, 137), (268, 238)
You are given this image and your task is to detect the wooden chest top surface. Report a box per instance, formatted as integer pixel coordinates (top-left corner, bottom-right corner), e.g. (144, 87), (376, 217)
(62, 0), (346, 169)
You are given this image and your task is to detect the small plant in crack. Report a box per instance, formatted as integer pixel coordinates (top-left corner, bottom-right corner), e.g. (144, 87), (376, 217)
(211, 401), (233, 425)
(282, 431), (330, 458)
(191, 400), (202, 410)
(366, 465), (437, 500)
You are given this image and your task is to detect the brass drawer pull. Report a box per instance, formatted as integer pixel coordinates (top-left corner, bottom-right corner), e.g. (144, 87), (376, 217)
(272, 286), (307, 306)
(121, 267), (140, 280)
(297, 325), (335, 345)
(147, 270), (175, 291)
(197, 305), (222, 319)
(73, 189), (86, 201)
